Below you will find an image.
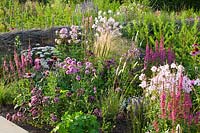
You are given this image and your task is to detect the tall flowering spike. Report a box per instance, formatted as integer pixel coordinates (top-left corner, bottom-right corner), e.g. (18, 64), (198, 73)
(28, 45), (33, 65)
(14, 49), (21, 76)
(159, 37), (166, 64)
(152, 40), (159, 63)
(9, 60), (15, 73)
(167, 47), (174, 64)
(149, 47), (153, 61)
(160, 91), (166, 118)
(183, 93), (192, 120)
(21, 54), (26, 73)
(155, 40), (159, 58)
(178, 72), (183, 91)
(144, 43), (150, 69)
(3, 58), (9, 72)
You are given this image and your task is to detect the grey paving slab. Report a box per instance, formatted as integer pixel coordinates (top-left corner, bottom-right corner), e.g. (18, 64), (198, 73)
(0, 116), (28, 133)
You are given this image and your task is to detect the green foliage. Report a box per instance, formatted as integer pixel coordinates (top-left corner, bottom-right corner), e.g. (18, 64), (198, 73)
(53, 111), (99, 133)
(149, 0), (200, 11)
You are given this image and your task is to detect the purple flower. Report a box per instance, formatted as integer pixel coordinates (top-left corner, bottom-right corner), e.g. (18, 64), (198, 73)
(59, 28), (68, 38)
(88, 95), (95, 103)
(93, 87), (97, 93)
(31, 88), (37, 95)
(53, 97), (59, 103)
(66, 70), (71, 74)
(66, 91), (72, 97)
(30, 107), (38, 117)
(12, 114), (18, 121)
(76, 75), (81, 81)
(50, 113), (57, 122)
(34, 58), (41, 71)
(85, 69), (90, 74)
(6, 113), (12, 121)
(31, 96), (39, 106)
(77, 61), (82, 67)
(93, 108), (102, 118)
(77, 88), (85, 96)
(42, 96), (49, 104)
(85, 62), (92, 69)
(71, 60), (77, 65)
(66, 58), (72, 64)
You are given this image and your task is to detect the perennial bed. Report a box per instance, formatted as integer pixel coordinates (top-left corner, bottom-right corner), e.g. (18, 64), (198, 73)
(0, 0), (200, 133)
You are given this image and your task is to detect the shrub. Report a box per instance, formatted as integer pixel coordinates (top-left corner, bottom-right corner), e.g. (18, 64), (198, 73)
(53, 111), (99, 133)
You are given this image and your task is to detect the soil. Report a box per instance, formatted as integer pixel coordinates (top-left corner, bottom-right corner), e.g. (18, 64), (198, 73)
(0, 104), (50, 133)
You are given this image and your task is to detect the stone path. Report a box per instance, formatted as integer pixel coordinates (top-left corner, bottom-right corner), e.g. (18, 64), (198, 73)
(0, 116), (28, 133)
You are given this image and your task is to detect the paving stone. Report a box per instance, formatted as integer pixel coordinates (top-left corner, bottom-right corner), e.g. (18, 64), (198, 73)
(0, 116), (28, 133)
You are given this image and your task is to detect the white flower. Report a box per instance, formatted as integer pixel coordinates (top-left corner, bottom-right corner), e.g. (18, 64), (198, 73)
(171, 63), (177, 69)
(116, 11), (120, 15)
(139, 81), (147, 88)
(194, 78), (200, 86)
(164, 64), (169, 70)
(108, 10), (112, 14)
(151, 66), (157, 72)
(139, 73), (146, 80)
(98, 10), (102, 15)
(92, 24), (96, 29)
(107, 17), (115, 25)
(103, 12), (106, 15)
(177, 65), (184, 72)
(55, 39), (61, 44)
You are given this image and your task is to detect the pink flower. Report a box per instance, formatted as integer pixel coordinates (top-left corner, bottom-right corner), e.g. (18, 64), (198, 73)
(34, 58), (41, 70)
(160, 91), (166, 118)
(9, 60), (15, 73)
(76, 75), (81, 81)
